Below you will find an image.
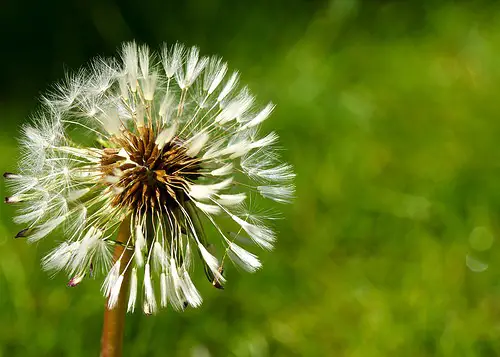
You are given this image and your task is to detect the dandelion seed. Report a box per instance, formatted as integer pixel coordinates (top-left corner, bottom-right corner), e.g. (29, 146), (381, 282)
(127, 267), (138, 313)
(3, 41), (294, 313)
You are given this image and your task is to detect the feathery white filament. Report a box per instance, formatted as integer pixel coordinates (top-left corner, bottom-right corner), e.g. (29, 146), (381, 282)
(218, 72), (239, 102)
(67, 188), (90, 201)
(217, 193), (246, 206)
(198, 243), (225, 283)
(155, 124), (178, 149)
(162, 43), (184, 78)
(257, 185), (295, 204)
(103, 259), (121, 298)
(186, 132), (209, 157)
(70, 226), (102, 273)
(127, 267), (138, 313)
(122, 42), (138, 92)
(144, 263), (157, 314)
(189, 178), (233, 200)
(142, 72), (158, 101)
(135, 225), (146, 267)
(176, 46), (208, 89)
(108, 275), (124, 309)
(169, 259), (184, 310)
(160, 272), (168, 308)
(181, 269), (202, 307)
(241, 103), (275, 129)
(216, 88), (254, 124)
(204, 58), (227, 95)
(227, 242), (262, 272)
(28, 216), (67, 242)
(42, 241), (80, 271)
(210, 163), (233, 176)
(153, 241), (165, 271)
(138, 45), (150, 79)
(194, 201), (221, 215)
(229, 214), (275, 250)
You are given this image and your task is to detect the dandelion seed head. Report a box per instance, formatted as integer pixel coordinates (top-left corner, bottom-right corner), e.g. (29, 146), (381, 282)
(4, 41), (294, 313)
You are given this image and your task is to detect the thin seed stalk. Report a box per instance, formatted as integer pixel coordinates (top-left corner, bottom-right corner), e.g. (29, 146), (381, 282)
(100, 217), (133, 357)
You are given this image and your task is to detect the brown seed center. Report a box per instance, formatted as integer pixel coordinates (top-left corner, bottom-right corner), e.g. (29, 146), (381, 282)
(100, 126), (201, 213)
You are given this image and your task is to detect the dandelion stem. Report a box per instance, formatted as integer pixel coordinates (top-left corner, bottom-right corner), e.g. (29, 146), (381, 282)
(100, 217), (132, 357)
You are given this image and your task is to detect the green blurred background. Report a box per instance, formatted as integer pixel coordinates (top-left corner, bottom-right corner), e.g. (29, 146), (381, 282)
(2, 0), (500, 356)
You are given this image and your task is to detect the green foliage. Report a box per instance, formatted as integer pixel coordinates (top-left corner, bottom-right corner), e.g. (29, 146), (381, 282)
(2, 1), (500, 356)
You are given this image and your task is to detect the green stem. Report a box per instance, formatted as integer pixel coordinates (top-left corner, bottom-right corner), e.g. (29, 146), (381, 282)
(100, 217), (132, 357)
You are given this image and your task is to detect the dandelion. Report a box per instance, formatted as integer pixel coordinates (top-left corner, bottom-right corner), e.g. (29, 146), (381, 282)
(4, 42), (295, 318)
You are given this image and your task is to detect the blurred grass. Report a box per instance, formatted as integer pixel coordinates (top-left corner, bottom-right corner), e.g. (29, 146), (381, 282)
(3, 0), (500, 356)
